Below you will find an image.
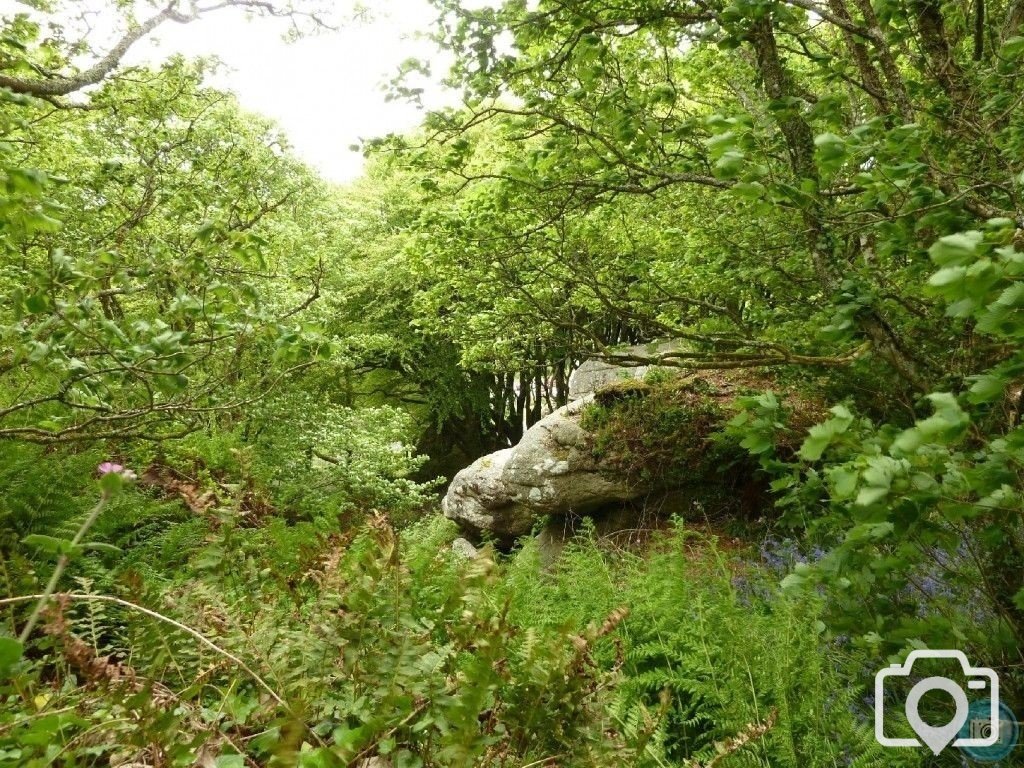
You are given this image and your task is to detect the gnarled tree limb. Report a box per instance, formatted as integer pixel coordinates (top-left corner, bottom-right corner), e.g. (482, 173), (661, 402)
(0, 1), (333, 99)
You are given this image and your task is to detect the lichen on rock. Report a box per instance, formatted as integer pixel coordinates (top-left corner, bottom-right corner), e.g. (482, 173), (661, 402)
(442, 395), (646, 542)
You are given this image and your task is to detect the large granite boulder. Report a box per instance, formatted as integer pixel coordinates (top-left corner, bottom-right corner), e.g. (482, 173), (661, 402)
(443, 345), (815, 545)
(442, 396), (648, 541)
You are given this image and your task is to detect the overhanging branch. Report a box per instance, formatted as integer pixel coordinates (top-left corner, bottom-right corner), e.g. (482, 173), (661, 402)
(0, 4), (190, 97)
(0, 1), (335, 99)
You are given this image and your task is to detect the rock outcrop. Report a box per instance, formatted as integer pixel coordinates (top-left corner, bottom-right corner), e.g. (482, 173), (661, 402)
(442, 395), (650, 542)
(443, 343), (698, 541)
(450, 537), (480, 559)
(443, 343), (814, 545)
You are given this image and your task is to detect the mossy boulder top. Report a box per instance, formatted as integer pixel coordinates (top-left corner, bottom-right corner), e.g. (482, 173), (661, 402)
(567, 340), (686, 400)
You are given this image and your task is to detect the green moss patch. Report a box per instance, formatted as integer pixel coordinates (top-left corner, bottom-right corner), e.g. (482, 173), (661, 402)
(581, 376), (751, 489)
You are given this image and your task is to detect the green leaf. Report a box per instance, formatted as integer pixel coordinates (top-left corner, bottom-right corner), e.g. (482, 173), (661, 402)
(813, 132), (846, 160)
(0, 636), (23, 675)
(24, 293), (48, 313)
(828, 467), (859, 499)
(928, 231), (982, 266)
(1014, 587), (1024, 612)
(855, 485), (889, 506)
(999, 36), (1024, 60)
(22, 534), (79, 558)
(893, 392), (969, 452)
(799, 407), (854, 461)
(740, 433), (773, 454)
(27, 341), (50, 362)
(780, 573), (806, 591)
(196, 221), (218, 243)
(928, 266), (966, 287)
(976, 282), (1024, 336)
(846, 522), (895, 543)
(968, 372), (1007, 402)
(731, 181), (766, 200)
(714, 150), (746, 177)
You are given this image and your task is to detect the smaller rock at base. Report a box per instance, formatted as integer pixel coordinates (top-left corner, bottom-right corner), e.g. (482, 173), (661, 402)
(451, 537), (479, 559)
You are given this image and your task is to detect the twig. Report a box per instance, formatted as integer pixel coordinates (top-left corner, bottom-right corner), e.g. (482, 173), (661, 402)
(17, 492), (110, 643)
(2, 592), (287, 711)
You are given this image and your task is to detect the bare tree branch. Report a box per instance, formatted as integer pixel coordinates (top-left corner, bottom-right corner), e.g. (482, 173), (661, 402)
(0, 4), (191, 97)
(0, 1), (335, 98)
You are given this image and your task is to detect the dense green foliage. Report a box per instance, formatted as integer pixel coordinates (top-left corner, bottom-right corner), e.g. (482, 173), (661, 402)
(2, 0), (1024, 764)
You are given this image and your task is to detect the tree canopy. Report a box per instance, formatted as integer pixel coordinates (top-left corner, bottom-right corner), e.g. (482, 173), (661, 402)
(1, 0), (1024, 765)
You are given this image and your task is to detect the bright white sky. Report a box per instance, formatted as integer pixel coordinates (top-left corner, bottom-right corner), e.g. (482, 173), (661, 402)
(1, 0), (460, 183)
(132, 2), (459, 182)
